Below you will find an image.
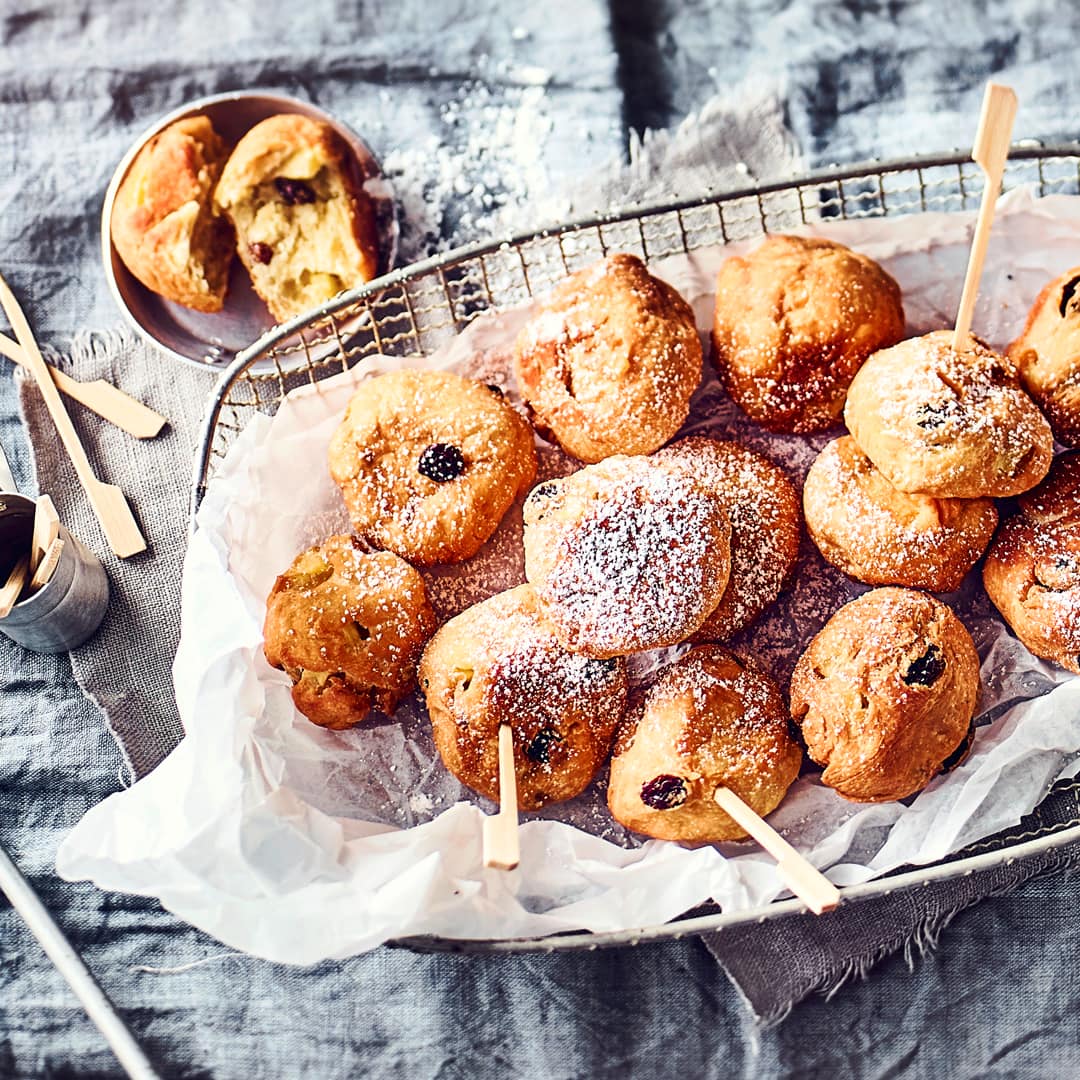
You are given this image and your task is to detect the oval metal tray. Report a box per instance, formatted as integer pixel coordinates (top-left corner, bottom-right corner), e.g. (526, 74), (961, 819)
(190, 144), (1080, 953)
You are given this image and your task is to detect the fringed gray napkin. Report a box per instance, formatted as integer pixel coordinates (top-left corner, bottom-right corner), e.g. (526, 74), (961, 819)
(17, 329), (215, 780)
(704, 826), (1080, 1024)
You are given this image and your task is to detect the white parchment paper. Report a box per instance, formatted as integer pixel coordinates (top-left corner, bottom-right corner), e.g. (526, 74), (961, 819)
(57, 188), (1080, 962)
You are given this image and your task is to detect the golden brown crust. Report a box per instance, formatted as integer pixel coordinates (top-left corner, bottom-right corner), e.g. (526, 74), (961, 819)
(1007, 266), (1080, 448)
(328, 369), (538, 567)
(1017, 450), (1080, 525)
(418, 585), (627, 810)
(522, 455), (732, 658)
(655, 436), (802, 640)
(513, 253), (702, 463)
(215, 113), (378, 322)
(607, 647), (802, 843)
(711, 235), (905, 433)
(803, 436), (998, 592)
(845, 331), (1054, 499)
(789, 588), (980, 802)
(263, 536), (437, 729)
(110, 115), (234, 312)
(983, 454), (1080, 675)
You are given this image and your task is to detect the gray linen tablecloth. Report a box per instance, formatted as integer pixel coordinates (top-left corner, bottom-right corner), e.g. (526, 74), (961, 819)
(4, 2), (1080, 1077)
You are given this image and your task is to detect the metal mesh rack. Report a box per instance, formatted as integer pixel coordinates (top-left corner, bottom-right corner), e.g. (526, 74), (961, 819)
(191, 144), (1080, 951)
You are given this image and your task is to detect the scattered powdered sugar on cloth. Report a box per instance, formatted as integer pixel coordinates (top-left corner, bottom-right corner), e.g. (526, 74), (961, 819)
(377, 80), (798, 264)
(55, 188), (1080, 961)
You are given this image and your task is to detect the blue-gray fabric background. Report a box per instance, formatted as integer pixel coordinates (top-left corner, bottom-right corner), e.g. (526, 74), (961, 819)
(3, 2), (1080, 1077)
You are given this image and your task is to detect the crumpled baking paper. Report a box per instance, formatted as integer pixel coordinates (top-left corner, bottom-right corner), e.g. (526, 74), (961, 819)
(57, 188), (1080, 962)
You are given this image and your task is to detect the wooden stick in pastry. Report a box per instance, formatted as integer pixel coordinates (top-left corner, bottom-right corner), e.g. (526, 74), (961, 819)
(953, 82), (1018, 350)
(0, 274), (146, 558)
(482, 725), (521, 871)
(713, 787), (840, 915)
(0, 333), (166, 440)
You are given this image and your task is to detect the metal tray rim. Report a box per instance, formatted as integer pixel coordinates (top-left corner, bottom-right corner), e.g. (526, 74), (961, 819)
(188, 141), (1080, 951)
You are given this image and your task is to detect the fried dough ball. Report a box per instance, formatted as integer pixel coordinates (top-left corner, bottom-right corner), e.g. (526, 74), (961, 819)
(263, 535), (436, 729)
(711, 234), (905, 433)
(608, 647), (802, 843)
(522, 455), (731, 658)
(513, 253), (702, 462)
(1008, 266), (1080, 447)
(656, 436), (802, 639)
(419, 585), (628, 810)
(844, 331), (1053, 498)
(790, 588), (980, 802)
(111, 115), (234, 312)
(984, 453), (1080, 675)
(328, 369), (537, 566)
(215, 113), (378, 322)
(803, 436), (998, 592)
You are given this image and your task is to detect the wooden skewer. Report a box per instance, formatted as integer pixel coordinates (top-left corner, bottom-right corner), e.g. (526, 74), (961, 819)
(28, 536), (64, 593)
(0, 555), (30, 619)
(482, 725), (521, 871)
(29, 494), (60, 578)
(0, 274), (146, 558)
(953, 82), (1019, 351)
(0, 333), (166, 440)
(714, 787), (840, 915)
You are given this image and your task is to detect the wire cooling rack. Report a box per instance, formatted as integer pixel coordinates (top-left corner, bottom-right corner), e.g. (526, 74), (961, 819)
(191, 144), (1080, 952)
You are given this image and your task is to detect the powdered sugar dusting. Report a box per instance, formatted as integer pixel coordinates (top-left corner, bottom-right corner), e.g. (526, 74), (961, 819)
(657, 436), (801, 639)
(803, 436), (998, 592)
(525, 457), (730, 656)
(852, 331), (1053, 496)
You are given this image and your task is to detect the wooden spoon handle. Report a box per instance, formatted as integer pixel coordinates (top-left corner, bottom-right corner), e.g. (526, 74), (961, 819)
(0, 333), (166, 439)
(29, 494), (60, 578)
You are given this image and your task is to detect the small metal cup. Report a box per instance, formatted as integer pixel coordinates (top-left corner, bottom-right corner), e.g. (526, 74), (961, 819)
(0, 493), (109, 653)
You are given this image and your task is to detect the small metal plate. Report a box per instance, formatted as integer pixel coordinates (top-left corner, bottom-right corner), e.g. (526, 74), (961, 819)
(101, 91), (398, 371)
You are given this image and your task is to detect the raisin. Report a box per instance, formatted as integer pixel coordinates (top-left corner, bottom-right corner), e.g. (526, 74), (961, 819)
(915, 403), (948, 430)
(528, 482), (558, 503)
(274, 177), (316, 205)
(902, 644), (946, 687)
(640, 774), (688, 810)
(1060, 274), (1080, 317)
(418, 443), (465, 482)
(485, 383), (504, 397)
(249, 242), (273, 264)
(525, 727), (561, 765)
(594, 657), (619, 671)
